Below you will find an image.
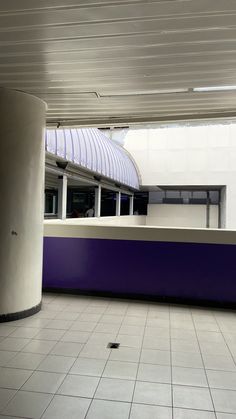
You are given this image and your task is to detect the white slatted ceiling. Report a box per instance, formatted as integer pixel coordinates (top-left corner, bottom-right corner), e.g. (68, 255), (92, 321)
(1, 0), (236, 125)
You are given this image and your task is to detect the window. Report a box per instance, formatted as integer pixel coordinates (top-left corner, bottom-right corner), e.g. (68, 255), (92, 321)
(149, 189), (220, 205)
(44, 190), (58, 215)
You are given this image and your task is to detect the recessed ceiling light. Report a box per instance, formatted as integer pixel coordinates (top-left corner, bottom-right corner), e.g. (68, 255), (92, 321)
(193, 86), (236, 92)
(100, 88), (189, 97)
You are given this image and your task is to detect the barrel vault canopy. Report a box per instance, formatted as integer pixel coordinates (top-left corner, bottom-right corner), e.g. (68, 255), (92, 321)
(45, 128), (140, 189)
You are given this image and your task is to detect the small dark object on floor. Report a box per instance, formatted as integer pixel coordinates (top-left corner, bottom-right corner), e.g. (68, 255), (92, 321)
(107, 342), (120, 349)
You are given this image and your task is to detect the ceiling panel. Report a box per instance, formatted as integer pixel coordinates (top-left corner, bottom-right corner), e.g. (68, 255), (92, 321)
(1, 0), (236, 125)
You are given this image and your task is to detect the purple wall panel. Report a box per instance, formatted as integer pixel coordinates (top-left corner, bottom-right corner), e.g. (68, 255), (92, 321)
(43, 237), (236, 304)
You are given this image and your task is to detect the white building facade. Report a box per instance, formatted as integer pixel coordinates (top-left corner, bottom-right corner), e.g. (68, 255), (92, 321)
(124, 122), (236, 229)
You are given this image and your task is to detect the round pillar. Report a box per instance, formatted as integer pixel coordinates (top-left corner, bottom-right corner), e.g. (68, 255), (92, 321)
(0, 89), (46, 321)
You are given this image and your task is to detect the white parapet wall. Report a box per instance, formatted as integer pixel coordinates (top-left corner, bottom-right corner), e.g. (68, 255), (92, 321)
(43, 221), (236, 305)
(44, 220), (236, 244)
(44, 215), (147, 227)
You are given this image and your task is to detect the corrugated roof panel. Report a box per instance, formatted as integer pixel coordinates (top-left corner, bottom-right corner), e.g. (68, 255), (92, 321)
(45, 128), (139, 189)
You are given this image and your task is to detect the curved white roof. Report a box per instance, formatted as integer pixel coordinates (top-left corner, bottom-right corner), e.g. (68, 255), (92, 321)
(45, 128), (139, 189)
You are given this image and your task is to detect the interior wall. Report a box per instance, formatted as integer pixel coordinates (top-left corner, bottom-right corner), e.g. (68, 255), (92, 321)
(146, 204), (216, 228)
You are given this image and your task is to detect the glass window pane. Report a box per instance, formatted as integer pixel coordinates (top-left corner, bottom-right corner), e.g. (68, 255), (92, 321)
(210, 191), (219, 204)
(166, 190), (180, 199)
(149, 191), (165, 203)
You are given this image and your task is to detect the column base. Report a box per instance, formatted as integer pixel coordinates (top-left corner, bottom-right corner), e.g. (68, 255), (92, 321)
(0, 301), (42, 323)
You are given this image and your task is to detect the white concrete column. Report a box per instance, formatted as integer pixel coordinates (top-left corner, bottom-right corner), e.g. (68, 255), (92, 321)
(129, 194), (134, 215)
(58, 175), (67, 220)
(0, 88), (46, 320)
(95, 185), (101, 217)
(116, 191), (121, 216)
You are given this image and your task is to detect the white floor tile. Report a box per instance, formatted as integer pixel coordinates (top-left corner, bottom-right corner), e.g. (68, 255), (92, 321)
(59, 332), (89, 346)
(23, 318), (51, 328)
(172, 351), (204, 368)
(9, 327), (40, 339)
(6, 352), (45, 370)
(200, 342), (230, 356)
(95, 377), (135, 402)
(173, 385), (214, 410)
(137, 363), (171, 383)
(140, 348), (171, 365)
(116, 334), (143, 348)
(145, 326), (170, 337)
(0, 338), (30, 351)
(133, 381), (172, 406)
(211, 389), (236, 414)
(119, 325), (144, 336)
(34, 329), (65, 341)
(100, 315), (124, 324)
(94, 323), (120, 334)
(86, 399), (130, 419)
(42, 394), (91, 419)
(171, 339), (200, 354)
(109, 347), (140, 362)
(207, 370), (236, 390)
(57, 374), (99, 398)
(0, 388), (16, 411)
(70, 321), (97, 332)
(0, 367), (32, 389)
(50, 341), (83, 357)
(22, 371), (65, 393)
(79, 344), (111, 360)
(173, 408), (215, 419)
(54, 312), (80, 321)
(171, 329), (197, 340)
(88, 332), (117, 345)
(130, 403), (172, 419)
(0, 327), (17, 338)
(79, 313), (102, 322)
(123, 316), (146, 326)
(45, 320), (74, 330)
(103, 361), (138, 380)
(70, 357), (106, 376)
(22, 339), (56, 355)
(3, 390), (52, 418)
(172, 366), (208, 387)
(197, 331), (225, 343)
(0, 351), (17, 367)
(37, 354), (76, 373)
(143, 336), (170, 351)
(203, 354), (236, 371)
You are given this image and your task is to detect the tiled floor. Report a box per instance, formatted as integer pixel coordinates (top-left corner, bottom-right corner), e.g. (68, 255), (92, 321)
(0, 294), (235, 418)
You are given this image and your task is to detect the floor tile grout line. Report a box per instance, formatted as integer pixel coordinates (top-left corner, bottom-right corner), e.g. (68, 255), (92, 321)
(2, 382), (236, 401)
(127, 302), (149, 419)
(37, 297), (96, 419)
(37, 324), (91, 418)
(0, 326), (60, 411)
(190, 308), (217, 419)
(82, 298), (131, 418)
(213, 311), (236, 370)
(0, 296), (92, 418)
(0, 358), (44, 416)
(2, 379), (236, 393)
(2, 346), (236, 369)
